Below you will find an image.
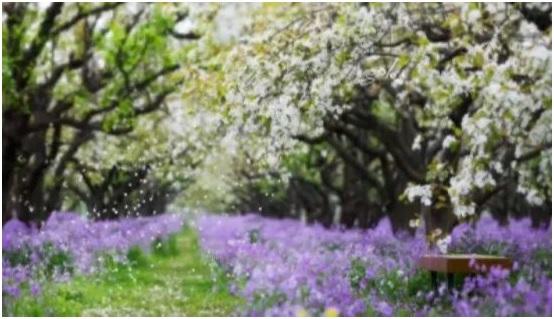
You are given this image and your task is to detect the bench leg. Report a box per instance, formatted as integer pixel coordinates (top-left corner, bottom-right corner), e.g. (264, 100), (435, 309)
(447, 273), (454, 292)
(430, 271), (438, 291)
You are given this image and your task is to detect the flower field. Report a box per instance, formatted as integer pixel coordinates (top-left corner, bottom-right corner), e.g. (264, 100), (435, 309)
(2, 212), (551, 316)
(197, 214), (552, 316)
(2, 212), (184, 312)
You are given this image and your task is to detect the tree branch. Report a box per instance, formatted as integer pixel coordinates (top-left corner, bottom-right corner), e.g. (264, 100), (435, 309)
(517, 144), (551, 163)
(52, 3), (123, 35)
(326, 135), (385, 196)
(21, 3), (64, 72)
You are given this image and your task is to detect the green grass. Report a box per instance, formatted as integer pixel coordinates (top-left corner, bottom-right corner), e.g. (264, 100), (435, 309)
(7, 228), (243, 316)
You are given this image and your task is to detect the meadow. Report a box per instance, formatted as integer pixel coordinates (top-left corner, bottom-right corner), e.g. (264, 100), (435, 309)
(3, 212), (551, 316)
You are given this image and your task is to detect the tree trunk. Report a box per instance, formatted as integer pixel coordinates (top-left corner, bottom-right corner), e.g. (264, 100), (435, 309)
(340, 162), (371, 228)
(421, 186), (458, 246)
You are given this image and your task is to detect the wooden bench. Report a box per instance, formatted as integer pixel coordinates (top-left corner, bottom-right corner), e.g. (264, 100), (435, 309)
(418, 254), (513, 291)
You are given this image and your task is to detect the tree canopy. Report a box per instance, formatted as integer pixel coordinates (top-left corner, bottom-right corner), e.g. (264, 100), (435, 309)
(2, 3), (210, 222)
(3, 3), (551, 239)
(220, 3), (551, 236)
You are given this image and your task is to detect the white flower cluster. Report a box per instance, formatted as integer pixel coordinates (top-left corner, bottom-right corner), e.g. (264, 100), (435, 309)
(412, 135), (423, 151)
(442, 135), (457, 150)
(404, 184), (433, 207)
(448, 156), (497, 218)
(436, 235), (452, 254)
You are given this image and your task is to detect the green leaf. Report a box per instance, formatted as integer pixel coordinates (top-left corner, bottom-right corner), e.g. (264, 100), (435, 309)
(473, 51), (484, 68)
(416, 35), (430, 47)
(398, 54), (410, 68)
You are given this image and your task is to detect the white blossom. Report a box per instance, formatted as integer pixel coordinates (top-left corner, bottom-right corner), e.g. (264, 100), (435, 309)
(404, 184), (433, 206)
(442, 135), (457, 150)
(436, 235), (451, 254)
(412, 134), (423, 151)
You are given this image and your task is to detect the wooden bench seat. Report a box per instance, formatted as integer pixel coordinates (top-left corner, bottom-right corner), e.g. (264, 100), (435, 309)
(418, 254), (513, 291)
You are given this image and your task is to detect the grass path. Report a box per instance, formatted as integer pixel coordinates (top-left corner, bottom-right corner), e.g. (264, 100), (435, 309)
(9, 228), (242, 316)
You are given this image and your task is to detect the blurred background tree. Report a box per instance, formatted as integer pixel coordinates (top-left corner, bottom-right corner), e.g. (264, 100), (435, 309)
(2, 3), (207, 223)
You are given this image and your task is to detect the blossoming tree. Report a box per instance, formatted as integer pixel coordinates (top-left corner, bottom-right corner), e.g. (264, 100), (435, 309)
(2, 3), (201, 223)
(223, 3), (551, 238)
